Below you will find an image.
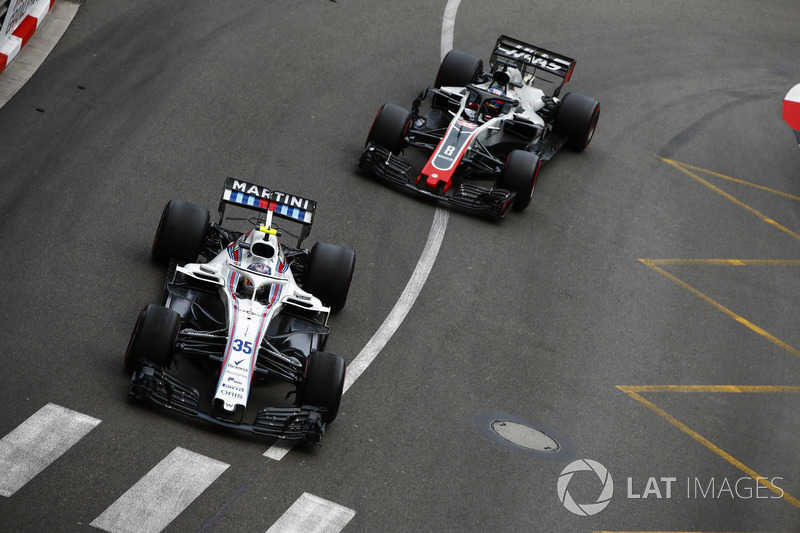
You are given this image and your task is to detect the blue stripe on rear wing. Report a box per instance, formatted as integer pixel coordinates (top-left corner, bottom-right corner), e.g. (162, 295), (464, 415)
(221, 178), (316, 225)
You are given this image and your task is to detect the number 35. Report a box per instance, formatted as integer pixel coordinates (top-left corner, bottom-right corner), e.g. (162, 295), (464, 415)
(232, 339), (253, 354)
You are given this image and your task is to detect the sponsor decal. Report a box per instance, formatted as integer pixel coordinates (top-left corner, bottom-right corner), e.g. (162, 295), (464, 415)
(231, 180), (265, 196)
(225, 363), (248, 376)
(496, 44), (566, 73)
(272, 191), (310, 210)
(228, 179), (313, 211)
(221, 382), (245, 393)
(248, 262), (271, 275)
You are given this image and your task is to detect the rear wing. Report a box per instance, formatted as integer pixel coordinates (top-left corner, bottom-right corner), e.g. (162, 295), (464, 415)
(219, 177), (316, 246)
(489, 35), (576, 96)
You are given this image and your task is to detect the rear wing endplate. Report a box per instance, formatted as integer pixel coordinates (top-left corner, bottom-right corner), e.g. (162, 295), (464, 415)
(219, 178), (316, 245)
(490, 35), (576, 94)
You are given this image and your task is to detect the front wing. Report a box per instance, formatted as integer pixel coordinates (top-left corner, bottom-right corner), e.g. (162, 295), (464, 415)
(129, 363), (328, 445)
(359, 143), (516, 218)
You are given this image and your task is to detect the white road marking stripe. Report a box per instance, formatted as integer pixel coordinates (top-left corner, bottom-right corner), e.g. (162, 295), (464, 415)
(441, 0), (461, 59)
(266, 493), (355, 533)
(342, 206), (448, 393)
(90, 447), (229, 533)
(263, 3), (460, 462)
(264, 439), (294, 461)
(0, 403), (100, 497)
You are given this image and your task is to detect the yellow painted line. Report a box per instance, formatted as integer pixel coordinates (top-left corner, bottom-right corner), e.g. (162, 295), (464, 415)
(616, 386), (800, 509)
(658, 156), (800, 242)
(619, 385), (800, 393)
(644, 259), (800, 266)
(666, 159), (800, 202)
(638, 259), (800, 359)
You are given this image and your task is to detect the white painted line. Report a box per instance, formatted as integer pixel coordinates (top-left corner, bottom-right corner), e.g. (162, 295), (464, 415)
(441, 0), (461, 59)
(340, 0), (457, 395)
(0, 403), (100, 497)
(266, 492), (355, 533)
(342, 206), (448, 393)
(90, 447), (229, 533)
(263, 2), (460, 462)
(263, 439), (294, 461)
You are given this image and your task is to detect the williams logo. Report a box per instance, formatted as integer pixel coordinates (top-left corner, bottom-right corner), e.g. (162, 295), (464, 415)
(248, 262), (271, 274)
(557, 459), (614, 516)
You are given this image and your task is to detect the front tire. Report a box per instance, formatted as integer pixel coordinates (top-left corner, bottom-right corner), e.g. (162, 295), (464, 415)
(366, 104), (411, 155)
(303, 242), (355, 313)
(124, 304), (180, 371)
(434, 49), (483, 88)
(298, 350), (346, 423)
(553, 93), (600, 152)
(151, 200), (210, 264)
(498, 150), (541, 211)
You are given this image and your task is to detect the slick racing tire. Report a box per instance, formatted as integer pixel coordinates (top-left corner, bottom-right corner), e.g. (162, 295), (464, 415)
(298, 350), (345, 423)
(553, 92), (601, 152)
(434, 49), (483, 88)
(499, 150), (541, 211)
(304, 242), (356, 313)
(124, 304), (180, 371)
(151, 200), (210, 264)
(366, 104), (411, 155)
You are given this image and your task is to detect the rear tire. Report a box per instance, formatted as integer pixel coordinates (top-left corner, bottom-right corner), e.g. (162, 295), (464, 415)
(298, 351), (345, 423)
(124, 304), (180, 371)
(434, 50), (483, 88)
(499, 150), (541, 211)
(303, 242), (356, 313)
(366, 104), (411, 154)
(151, 200), (210, 264)
(553, 93), (600, 152)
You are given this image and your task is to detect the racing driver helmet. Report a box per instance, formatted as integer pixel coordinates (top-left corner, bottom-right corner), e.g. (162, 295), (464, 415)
(485, 87), (505, 115)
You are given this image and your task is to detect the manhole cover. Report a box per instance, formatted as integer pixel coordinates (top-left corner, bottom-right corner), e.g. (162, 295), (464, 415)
(475, 412), (576, 461)
(491, 420), (559, 452)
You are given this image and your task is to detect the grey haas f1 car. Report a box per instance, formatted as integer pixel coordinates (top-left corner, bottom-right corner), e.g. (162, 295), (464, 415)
(359, 35), (600, 218)
(124, 178), (356, 445)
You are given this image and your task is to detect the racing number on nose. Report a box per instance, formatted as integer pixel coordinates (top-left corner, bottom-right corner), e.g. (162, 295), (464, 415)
(232, 339), (253, 354)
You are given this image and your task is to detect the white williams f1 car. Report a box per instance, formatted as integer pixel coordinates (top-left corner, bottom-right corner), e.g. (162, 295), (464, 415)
(125, 178), (356, 445)
(360, 35), (600, 217)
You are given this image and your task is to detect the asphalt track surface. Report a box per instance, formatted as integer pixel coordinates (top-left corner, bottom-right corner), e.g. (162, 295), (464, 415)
(1, 1), (800, 532)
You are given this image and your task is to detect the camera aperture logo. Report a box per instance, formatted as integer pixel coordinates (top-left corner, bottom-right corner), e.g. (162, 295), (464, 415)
(557, 459), (614, 516)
